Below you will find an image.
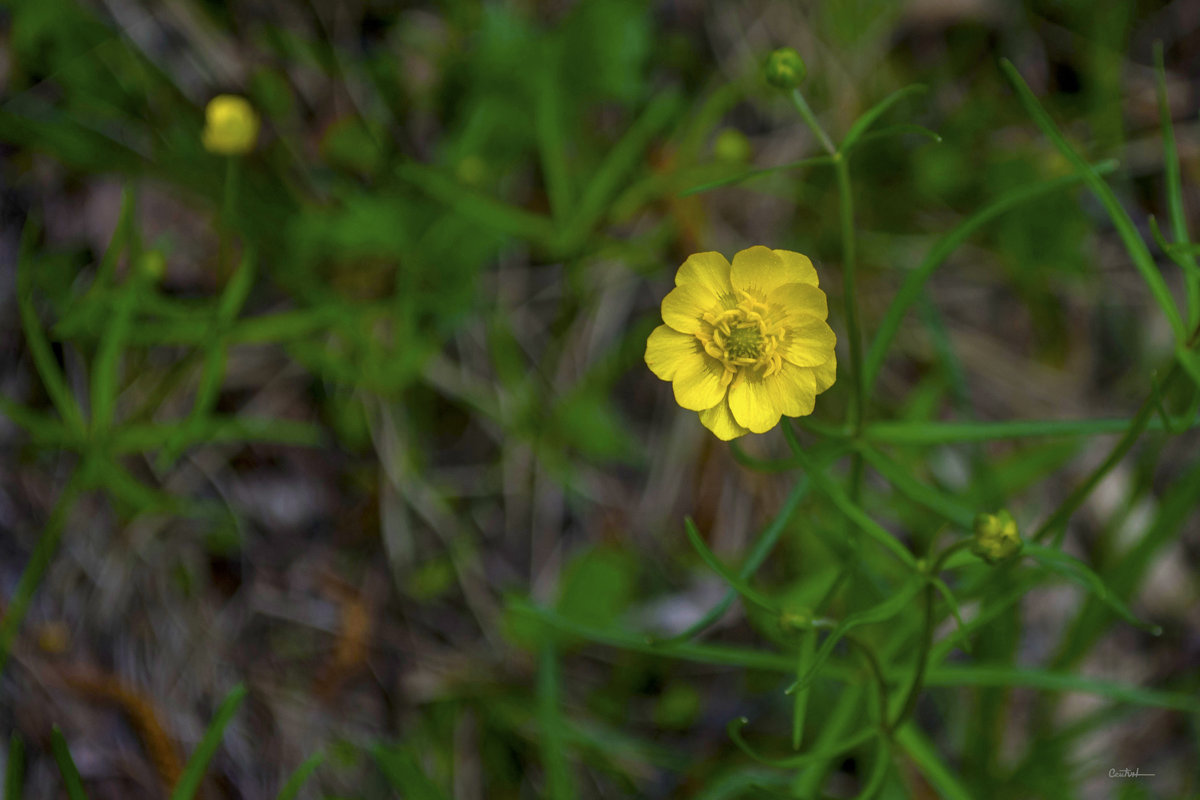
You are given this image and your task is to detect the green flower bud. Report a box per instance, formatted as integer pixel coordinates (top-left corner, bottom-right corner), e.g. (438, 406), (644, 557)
(138, 250), (166, 282)
(972, 510), (1022, 564)
(713, 128), (752, 163)
(779, 606), (811, 632)
(765, 47), (807, 90)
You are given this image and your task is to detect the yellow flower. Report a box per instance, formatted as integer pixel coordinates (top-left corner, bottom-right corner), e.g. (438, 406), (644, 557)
(645, 246), (837, 440)
(202, 95), (260, 155)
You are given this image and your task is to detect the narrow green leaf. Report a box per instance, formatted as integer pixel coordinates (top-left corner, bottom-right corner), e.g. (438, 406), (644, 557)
(1173, 343), (1200, 391)
(1000, 59), (1185, 340)
(895, 725), (973, 800)
(89, 266), (143, 437)
(927, 665), (1199, 712)
(558, 91), (683, 251)
(16, 219), (86, 437)
(0, 397), (76, 447)
(274, 751), (323, 800)
(655, 477), (811, 644)
(858, 444), (975, 528)
(792, 629), (815, 750)
(395, 162), (557, 246)
(864, 162), (1118, 394)
(1154, 42), (1200, 324)
(5, 733), (24, 800)
(1023, 545), (1159, 633)
(510, 601), (836, 676)
(840, 84), (927, 153)
(785, 427), (919, 569)
(170, 684), (248, 800)
(0, 472), (83, 680)
(372, 743), (449, 800)
(677, 155), (834, 197)
(727, 717), (877, 769)
(537, 644), (577, 800)
(864, 413), (1198, 445)
(536, 41), (572, 223)
(683, 518), (779, 614)
(786, 579), (925, 694)
(49, 728), (88, 800)
(845, 123), (942, 155)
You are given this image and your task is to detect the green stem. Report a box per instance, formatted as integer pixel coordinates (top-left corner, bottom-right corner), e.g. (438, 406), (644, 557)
(219, 157), (239, 273)
(890, 583), (934, 731)
(789, 89), (836, 156)
(788, 87), (866, 496)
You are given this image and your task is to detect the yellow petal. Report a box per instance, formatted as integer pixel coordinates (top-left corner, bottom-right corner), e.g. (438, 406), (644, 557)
(675, 251), (734, 299)
(780, 317), (837, 366)
(770, 363), (817, 417)
(698, 396), (750, 440)
(645, 325), (704, 381)
(672, 353), (729, 411)
(814, 353), (837, 394)
(661, 283), (717, 334)
(773, 249), (819, 287)
(768, 282), (828, 321)
(732, 246), (817, 296)
(727, 371), (783, 434)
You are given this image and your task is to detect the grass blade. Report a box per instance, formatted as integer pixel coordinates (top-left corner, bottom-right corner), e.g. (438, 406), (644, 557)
(1000, 59), (1184, 341)
(864, 162), (1118, 395)
(537, 644), (577, 800)
(678, 155), (835, 197)
(1022, 545), (1159, 633)
(863, 414), (1197, 444)
(683, 518), (779, 614)
(170, 684), (247, 800)
(5, 734), (24, 800)
(895, 725), (973, 800)
(1154, 42), (1200, 324)
(0, 471), (83, 680)
(16, 218), (87, 437)
(926, 665), (1199, 712)
(654, 476), (810, 643)
(274, 751), (323, 800)
(49, 727), (88, 800)
(858, 443), (975, 528)
(372, 743), (449, 800)
(840, 84), (927, 154)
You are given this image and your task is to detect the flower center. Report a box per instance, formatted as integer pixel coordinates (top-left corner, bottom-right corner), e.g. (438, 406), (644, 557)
(696, 290), (785, 384)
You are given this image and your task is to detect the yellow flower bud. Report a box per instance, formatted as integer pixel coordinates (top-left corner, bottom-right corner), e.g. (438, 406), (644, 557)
(972, 510), (1022, 564)
(765, 47), (807, 90)
(202, 94), (260, 156)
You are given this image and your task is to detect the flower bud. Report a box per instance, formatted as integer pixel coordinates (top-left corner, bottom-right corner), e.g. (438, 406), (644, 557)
(713, 128), (752, 163)
(138, 250), (166, 282)
(765, 47), (806, 90)
(202, 94), (260, 156)
(972, 510), (1022, 564)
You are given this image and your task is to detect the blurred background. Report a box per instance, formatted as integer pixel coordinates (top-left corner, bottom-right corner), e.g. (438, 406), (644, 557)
(2, 0), (1199, 797)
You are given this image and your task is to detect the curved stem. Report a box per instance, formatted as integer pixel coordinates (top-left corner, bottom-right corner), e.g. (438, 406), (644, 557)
(889, 582), (935, 731)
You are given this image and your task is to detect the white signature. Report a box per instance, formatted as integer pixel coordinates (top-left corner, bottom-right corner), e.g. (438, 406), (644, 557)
(1109, 768), (1155, 778)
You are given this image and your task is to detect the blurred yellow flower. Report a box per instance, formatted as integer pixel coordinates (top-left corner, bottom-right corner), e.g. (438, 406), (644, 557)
(645, 246), (837, 440)
(202, 94), (260, 155)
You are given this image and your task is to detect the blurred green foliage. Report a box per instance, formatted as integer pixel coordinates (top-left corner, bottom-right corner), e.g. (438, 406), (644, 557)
(3, 0), (1200, 798)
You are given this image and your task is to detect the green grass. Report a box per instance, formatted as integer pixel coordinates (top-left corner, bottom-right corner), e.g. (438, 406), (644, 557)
(2, 0), (1198, 797)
